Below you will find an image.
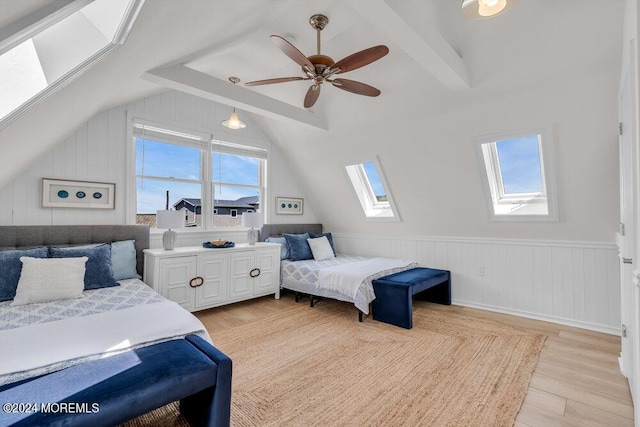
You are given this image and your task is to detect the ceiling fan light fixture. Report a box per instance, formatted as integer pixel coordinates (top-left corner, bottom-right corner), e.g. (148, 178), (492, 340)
(461, 0), (517, 19)
(222, 107), (246, 130)
(221, 76), (246, 130)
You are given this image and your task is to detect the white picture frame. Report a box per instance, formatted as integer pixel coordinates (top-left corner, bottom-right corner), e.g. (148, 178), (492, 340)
(276, 197), (303, 215)
(42, 178), (115, 209)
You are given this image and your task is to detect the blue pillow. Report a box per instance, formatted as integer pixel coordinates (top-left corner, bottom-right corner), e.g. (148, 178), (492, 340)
(0, 247), (48, 301)
(265, 237), (290, 260)
(49, 244), (118, 289)
(54, 240), (140, 281)
(111, 240), (141, 280)
(283, 233), (313, 261)
(310, 232), (336, 255)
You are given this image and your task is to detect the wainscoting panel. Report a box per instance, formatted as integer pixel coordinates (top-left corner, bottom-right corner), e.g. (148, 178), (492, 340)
(334, 234), (620, 334)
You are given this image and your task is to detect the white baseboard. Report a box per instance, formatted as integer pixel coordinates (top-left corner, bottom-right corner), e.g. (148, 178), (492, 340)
(619, 353), (626, 376)
(453, 299), (621, 336)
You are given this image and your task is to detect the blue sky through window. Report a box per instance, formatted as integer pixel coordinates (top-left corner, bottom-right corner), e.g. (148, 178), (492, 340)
(136, 139), (200, 180)
(212, 152), (259, 186)
(495, 135), (543, 194)
(363, 162), (385, 198)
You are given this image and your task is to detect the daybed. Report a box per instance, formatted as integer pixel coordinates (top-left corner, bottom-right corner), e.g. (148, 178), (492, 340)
(0, 225), (231, 427)
(260, 224), (417, 320)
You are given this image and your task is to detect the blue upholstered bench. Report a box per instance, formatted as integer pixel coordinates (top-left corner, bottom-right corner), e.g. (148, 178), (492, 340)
(0, 335), (232, 427)
(372, 267), (451, 329)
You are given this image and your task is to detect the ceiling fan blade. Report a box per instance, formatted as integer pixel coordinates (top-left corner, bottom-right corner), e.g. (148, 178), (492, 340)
(270, 35), (316, 74)
(245, 77), (305, 87)
(331, 79), (381, 97)
(332, 45), (389, 74)
(304, 84), (321, 108)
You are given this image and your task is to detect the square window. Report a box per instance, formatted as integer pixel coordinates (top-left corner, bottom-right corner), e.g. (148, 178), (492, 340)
(474, 126), (559, 221)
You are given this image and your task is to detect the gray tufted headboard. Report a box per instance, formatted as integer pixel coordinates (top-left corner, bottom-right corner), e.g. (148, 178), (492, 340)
(259, 223), (323, 241)
(0, 225), (150, 276)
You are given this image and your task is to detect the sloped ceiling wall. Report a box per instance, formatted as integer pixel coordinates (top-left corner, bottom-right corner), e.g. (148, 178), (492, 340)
(254, 69), (619, 242)
(0, 0), (625, 242)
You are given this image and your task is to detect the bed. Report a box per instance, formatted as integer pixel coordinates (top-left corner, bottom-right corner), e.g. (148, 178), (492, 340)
(260, 224), (417, 319)
(0, 225), (231, 426)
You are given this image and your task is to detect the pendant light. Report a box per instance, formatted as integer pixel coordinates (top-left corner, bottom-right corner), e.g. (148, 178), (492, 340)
(222, 77), (246, 130)
(461, 0), (517, 19)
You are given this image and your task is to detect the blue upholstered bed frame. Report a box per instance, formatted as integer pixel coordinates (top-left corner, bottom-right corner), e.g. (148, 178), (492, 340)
(0, 225), (232, 427)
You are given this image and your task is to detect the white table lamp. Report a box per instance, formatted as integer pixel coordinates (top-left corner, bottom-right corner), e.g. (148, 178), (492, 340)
(156, 210), (184, 250)
(242, 212), (263, 245)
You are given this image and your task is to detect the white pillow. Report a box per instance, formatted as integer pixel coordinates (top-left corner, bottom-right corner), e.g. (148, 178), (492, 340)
(11, 256), (88, 306)
(307, 236), (335, 261)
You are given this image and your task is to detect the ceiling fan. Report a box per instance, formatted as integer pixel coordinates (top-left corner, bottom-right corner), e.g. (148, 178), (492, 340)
(245, 14), (389, 108)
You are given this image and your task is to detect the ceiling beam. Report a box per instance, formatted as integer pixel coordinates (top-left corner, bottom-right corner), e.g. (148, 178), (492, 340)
(350, 0), (470, 90)
(142, 64), (328, 130)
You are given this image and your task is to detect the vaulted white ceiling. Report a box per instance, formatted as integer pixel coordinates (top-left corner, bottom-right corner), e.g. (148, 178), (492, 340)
(0, 0), (625, 194)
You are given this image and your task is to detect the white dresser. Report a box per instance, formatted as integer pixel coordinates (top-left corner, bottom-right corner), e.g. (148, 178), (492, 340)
(143, 242), (281, 312)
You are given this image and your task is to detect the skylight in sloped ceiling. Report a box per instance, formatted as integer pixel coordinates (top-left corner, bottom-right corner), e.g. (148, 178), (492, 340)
(0, 0), (144, 130)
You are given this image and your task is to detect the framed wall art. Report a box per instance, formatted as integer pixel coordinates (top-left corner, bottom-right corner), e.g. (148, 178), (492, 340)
(42, 178), (115, 209)
(276, 197), (303, 215)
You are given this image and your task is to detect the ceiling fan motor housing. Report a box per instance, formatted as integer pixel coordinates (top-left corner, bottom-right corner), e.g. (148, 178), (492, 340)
(304, 55), (335, 79)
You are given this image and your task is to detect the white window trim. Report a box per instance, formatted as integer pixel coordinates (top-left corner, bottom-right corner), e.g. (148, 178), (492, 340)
(473, 125), (559, 222)
(344, 156), (401, 222)
(127, 114), (267, 229)
(0, 0), (146, 131)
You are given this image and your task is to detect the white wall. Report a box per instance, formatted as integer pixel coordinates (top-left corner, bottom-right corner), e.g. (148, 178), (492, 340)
(259, 71), (620, 243)
(0, 90), (318, 229)
(335, 233), (620, 334)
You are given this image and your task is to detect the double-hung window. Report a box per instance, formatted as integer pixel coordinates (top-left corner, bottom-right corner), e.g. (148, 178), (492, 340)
(133, 120), (266, 228)
(474, 126), (559, 221)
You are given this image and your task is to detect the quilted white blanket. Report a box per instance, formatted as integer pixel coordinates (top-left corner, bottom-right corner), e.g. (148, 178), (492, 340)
(0, 299), (210, 386)
(317, 257), (415, 299)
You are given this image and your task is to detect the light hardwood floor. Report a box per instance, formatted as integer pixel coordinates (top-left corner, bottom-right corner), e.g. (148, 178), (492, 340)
(195, 294), (633, 427)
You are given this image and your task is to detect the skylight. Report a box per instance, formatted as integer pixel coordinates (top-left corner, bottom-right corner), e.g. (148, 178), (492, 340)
(474, 126), (559, 221)
(345, 157), (400, 221)
(0, 0), (145, 130)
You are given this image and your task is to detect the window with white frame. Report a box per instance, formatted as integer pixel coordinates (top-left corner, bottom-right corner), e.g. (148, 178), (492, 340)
(345, 157), (400, 220)
(474, 126), (559, 221)
(0, 0), (144, 130)
(211, 146), (263, 227)
(133, 121), (266, 228)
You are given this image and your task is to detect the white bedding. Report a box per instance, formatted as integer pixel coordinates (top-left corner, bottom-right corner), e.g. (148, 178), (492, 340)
(0, 279), (211, 386)
(281, 255), (417, 314)
(317, 258), (415, 299)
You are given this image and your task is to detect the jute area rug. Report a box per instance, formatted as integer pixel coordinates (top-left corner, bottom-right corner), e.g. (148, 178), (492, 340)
(125, 300), (545, 427)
